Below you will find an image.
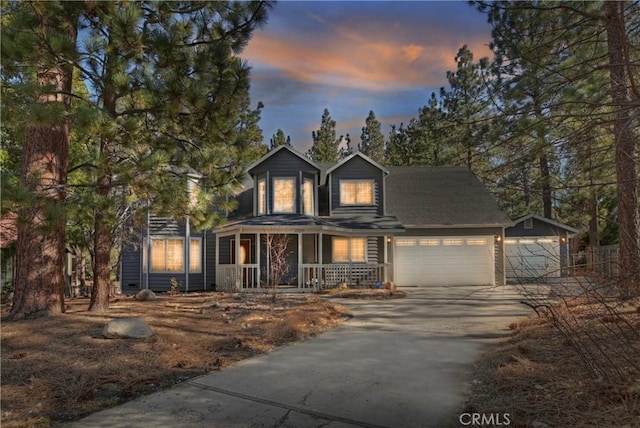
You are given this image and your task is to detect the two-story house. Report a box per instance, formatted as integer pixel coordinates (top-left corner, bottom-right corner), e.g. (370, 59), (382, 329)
(120, 145), (513, 294)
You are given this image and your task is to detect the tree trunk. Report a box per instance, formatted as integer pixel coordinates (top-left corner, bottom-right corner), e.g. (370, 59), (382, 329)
(604, 1), (640, 295)
(88, 161), (113, 311)
(539, 152), (553, 219)
(10, 57), (74, 319)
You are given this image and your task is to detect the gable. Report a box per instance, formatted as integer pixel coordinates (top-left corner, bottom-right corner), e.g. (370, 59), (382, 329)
(248, 146), (319, 176)
(506, 214), (579, 237)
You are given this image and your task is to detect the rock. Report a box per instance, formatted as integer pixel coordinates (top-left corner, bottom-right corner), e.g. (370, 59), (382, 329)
(337, 282), (348, 289)
(103, 317), (154, 339)
(384, 281), (396, 291)
(135, 289), (157, 301)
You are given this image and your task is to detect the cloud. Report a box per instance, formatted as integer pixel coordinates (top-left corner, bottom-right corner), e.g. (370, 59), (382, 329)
(245, 1), (494, 152)
(245, 3), (492, 93)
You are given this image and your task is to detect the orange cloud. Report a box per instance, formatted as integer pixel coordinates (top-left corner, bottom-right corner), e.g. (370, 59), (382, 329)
(244, 25), (492, 93)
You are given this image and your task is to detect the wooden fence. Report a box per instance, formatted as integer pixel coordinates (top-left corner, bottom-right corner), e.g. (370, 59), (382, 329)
(569, 245), (620, 277)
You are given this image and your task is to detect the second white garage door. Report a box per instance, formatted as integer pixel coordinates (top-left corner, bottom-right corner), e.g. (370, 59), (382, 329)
(504, 237), (560, 279)
(394, 236), (495, 286)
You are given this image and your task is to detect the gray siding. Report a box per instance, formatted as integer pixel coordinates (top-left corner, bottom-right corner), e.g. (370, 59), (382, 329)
(506, 218), (570, 237)
(122, 215), (208, 294)
(121, 237), (142, 293)
(329, 156), (384, 216)
(252, 149), (319, 216)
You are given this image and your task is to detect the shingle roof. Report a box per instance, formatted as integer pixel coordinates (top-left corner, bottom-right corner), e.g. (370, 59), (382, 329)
(217, 214), (404, 234)
(385, 167), (512, 227)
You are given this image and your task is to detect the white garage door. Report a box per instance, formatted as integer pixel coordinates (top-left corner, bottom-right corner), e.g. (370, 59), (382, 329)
(394, 236), (495, 286)
(504, 237), (560, 278)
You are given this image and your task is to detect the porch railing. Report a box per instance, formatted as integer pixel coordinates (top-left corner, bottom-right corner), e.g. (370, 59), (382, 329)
(300, 263), (388, 290)
(215, 263), (389, 292)
(215, 264), (259, 291)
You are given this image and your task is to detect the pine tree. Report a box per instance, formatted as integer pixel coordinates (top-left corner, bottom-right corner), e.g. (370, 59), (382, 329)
(3, 1), (273, 314)
(359, 111), (385, 164)
(270, 129), (291, 149)
(2, 1), (81, 318)
(308, 108), (340, 163)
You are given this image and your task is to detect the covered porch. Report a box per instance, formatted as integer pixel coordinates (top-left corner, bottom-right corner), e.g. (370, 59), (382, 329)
(213, 216), (402, 292)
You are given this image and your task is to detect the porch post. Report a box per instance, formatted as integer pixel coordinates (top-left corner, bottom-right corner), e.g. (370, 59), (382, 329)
(215, 232), (219, 290)
(297, 232), (303, 288)
(318, 232), (323, 289)
(383, 235), (389, 282)
(256, 233), (261, 288)
(235, 231), (241, 290)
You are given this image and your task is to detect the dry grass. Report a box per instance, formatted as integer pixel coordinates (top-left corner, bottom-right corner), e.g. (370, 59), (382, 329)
(467, 296), (640, 428)
(0, 292), (351, 427)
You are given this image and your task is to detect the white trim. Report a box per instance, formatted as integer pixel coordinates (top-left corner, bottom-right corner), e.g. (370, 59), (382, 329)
(512, 214), (580, 234)
(247, 145), (321, 175)
(324, 151), (388, 177)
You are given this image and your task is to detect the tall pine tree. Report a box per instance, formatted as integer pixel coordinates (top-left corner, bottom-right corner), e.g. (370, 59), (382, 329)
(308, 108), (340, 163)
(359, 110), (385, 164)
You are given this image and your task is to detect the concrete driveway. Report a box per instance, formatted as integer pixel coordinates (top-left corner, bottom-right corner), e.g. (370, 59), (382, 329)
(64, 285), (530, 428)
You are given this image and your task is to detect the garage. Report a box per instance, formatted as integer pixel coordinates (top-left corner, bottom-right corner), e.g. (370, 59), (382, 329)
(394, 236), (495, 286)
(504, 237), (560, 279)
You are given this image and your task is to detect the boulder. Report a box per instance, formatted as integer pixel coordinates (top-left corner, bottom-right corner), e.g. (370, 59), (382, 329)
(103, 317), (154, 339)
(384, 281), (397, 291)
(337, 282), (348, 289)
(135, 289), (157, 301)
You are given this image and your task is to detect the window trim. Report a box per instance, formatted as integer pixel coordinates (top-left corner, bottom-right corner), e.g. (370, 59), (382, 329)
(273, 177), (297, 214)
(339, 179), (375, 206)
(332, 237), (367, 262)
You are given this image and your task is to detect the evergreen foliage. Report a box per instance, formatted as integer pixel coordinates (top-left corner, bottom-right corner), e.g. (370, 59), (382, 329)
(359, 111), (385, 164)
(308, 108), (341, 163)
(2, 1), (273, 313)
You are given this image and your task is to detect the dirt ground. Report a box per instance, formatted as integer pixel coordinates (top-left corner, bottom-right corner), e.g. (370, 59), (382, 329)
(466, 294), (640, 428)
(1, 292), (353, 427)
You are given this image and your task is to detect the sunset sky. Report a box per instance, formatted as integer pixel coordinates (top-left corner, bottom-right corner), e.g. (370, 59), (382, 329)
(243, 1), (494, 153)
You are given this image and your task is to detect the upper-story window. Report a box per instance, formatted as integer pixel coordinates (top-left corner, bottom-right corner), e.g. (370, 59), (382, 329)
(302, 178), (314, 215)
(273, 177), (296, 213)
(257, 178), (266, 215)
(340, 180), (374, 205)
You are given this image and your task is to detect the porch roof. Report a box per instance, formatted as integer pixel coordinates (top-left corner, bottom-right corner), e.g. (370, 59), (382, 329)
(214, 214), (404, 235)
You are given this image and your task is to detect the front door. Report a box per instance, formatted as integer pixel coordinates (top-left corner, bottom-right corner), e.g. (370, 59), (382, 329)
(231, 239), (251, 265)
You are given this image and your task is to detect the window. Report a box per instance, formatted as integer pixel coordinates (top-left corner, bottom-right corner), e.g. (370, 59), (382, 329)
(188, 178), (200, 208)
(273, 177), (296, 213)
(443, 239), (464, 246)
(332, 237), (367, 262)
(396, 239), (417, 246)
(189, 238), (201, 272)
(302, 178), (314, 215)
(257, 178), (266, 215)
(419, 239), (440, 246)
(151, 238), (184, 272)
(150, 238), (201, 273)
(524, 218), (533, 229)
(340, 180), (374, 205)
(466, 239), (487, 246)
